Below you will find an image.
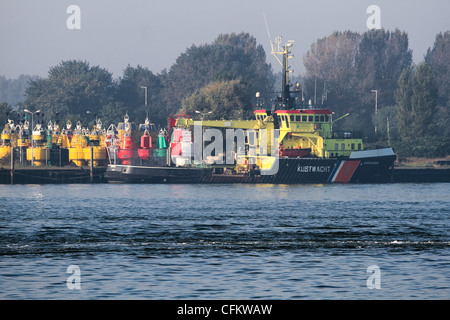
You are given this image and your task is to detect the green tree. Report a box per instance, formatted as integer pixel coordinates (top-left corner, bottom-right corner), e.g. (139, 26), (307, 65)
(303, 31), (361, 111)
(0, 75), (38, 106)
(163, 32), (274, 118)
(395, 67), (414, 140)
(303, 31), (365, 136)
(100, 101), (129, 129)
(303, 29), (412, 138)
(425, 32), (450, 137)
(371, 105), (399, 143)
(356, 29), (412, 108)
(24, 60), (113, 127)
(356, 29), (412, 139)
(115, 65), (165, 125)
(425, 31), (450, 107)
(181, 80), (249, 120)
(395, 63), (437, 140)
(0, 102), (12, 127)
(213, 33), (274, 101)
(411, 63), (437, 137)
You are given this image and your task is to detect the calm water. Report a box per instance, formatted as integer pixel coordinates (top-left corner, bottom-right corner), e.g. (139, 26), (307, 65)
(0, 183), (449, 299)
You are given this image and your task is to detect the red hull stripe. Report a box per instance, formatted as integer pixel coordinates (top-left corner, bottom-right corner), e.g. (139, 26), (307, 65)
(332, 160), (360, 183)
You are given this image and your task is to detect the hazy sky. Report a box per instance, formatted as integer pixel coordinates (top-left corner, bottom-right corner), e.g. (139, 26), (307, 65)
(0, 0), (449, 79)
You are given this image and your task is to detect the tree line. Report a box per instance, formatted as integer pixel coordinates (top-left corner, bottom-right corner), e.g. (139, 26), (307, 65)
(302, 29), (449, 157)
(1, 30), (448, 158)
(1, 32), (274, 130)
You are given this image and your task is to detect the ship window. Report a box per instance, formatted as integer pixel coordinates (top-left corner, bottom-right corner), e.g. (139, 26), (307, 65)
(308, 116), (313, 122)
(358, 143), (362, 150)
(341, 143), (345, 150)
(286, 117), (290, 128)
(295, 115), (300, 122)
(290, 115), (294, 121)
(351, 143), (355, 150)
(325, 115), (329, 122)
(302, 115), (307, 122)
(320, 115), (324, 122)
(335, 143), (338, 150)
(315, 116), (320, 122)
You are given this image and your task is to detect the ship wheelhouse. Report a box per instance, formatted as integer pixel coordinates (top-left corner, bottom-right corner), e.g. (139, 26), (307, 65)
(275, 109), (332, 133)
(254, 108), (364, 159)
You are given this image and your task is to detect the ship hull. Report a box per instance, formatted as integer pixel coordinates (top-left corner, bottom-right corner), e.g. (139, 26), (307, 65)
(105, 148), (396, 184)
(105, 164), (212, 183)
(270, 151), (396, 184)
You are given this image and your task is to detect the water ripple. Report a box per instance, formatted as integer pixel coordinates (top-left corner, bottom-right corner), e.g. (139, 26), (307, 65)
(0, 183), (449, 299)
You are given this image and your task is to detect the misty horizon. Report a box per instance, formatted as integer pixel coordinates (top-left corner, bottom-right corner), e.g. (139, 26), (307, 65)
(1, 0), (449, 79)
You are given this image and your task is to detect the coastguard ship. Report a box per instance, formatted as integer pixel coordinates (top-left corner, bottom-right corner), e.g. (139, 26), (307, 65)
(105, 38), (396, 184)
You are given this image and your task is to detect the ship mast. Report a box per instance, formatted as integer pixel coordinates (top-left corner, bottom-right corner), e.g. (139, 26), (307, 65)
(271, 37), (295, 110)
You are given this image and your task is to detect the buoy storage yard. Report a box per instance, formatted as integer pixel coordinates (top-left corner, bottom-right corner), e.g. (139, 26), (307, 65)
(1, 103), (449, 184)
